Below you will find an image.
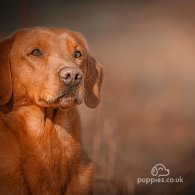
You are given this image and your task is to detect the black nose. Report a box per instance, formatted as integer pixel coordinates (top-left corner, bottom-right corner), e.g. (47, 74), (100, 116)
(59, 67), (83, 86)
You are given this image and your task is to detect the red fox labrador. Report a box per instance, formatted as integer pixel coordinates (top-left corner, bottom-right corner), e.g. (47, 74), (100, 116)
(0, 27), (104, 194)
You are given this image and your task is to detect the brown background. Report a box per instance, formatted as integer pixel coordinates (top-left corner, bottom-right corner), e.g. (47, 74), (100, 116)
(1, 0), (195, 194)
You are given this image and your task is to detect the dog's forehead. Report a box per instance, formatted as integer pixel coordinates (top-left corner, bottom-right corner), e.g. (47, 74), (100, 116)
(13, 28), (77, 45)
(10, 27), (88, 56)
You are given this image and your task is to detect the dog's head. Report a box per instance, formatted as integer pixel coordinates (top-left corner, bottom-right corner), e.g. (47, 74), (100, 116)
(0, 27), (104, 110)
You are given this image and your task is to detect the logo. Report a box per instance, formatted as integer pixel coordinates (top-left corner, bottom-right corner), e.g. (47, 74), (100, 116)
(137, 163), (183, 185)
(151, 163), (170, 177)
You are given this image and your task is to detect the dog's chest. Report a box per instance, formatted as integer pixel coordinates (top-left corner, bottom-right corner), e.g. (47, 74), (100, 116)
(23, 121), (80, 193)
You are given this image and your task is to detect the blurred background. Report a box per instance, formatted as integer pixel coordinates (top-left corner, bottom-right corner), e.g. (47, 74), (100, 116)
(1, 0), (195, 194)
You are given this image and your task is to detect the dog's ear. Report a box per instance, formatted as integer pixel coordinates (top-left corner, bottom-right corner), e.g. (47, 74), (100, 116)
(0, 38), (12, 105)
(84, 54), (104, 108)
(71, 31), (104, 108)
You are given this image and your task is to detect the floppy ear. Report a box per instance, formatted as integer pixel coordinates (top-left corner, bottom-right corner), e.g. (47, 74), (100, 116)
(84, 55), (104, 108)
(71, 30), (104, 108)
(0, 38), (12, 105)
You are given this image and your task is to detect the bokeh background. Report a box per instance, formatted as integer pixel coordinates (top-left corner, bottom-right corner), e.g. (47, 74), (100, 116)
(1, 0), (195, 194)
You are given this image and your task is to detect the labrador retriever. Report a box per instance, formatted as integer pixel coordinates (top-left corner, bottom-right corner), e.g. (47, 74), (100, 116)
(0, 27), (104, 195)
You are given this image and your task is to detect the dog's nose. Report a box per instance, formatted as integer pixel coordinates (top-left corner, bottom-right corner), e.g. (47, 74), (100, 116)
(59, 67), (83, 86)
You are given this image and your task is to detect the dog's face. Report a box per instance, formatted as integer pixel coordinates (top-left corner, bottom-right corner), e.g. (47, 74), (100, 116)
(0, 27), (104, 110)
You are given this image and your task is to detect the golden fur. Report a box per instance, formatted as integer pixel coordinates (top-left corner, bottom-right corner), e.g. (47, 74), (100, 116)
(0, 27), (104, 194)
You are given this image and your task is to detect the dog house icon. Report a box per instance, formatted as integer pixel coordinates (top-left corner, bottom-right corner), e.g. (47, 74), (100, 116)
(151, 164), (170, 177)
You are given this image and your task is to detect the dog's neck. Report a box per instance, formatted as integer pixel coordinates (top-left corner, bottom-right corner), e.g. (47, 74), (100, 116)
(3, 104), (81, 143)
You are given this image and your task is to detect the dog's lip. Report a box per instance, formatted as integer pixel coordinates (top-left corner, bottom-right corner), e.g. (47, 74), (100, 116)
(38, 90), (83, 106)
(56, 92), (67, 101)
(48, 90), (73, 104)
(38, 92), (67, 105)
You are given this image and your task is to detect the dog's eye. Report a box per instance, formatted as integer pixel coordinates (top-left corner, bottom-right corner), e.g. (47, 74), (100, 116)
(73, 50), (82, 58)
(31, 49), (42, 57)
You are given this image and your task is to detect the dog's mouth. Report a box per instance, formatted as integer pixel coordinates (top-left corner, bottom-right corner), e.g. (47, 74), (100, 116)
(38, 87), (84, 109)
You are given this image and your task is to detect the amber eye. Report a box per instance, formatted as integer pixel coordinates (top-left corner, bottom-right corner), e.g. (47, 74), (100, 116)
(31, 48), (42, 57)
(73, 50), (82, 58)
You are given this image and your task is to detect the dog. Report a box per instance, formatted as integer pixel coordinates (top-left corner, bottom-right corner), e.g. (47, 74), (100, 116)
(0, 27), (104, 194)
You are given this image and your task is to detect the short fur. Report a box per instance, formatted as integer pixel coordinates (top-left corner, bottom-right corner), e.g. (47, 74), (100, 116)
(0, 27), (104, 194)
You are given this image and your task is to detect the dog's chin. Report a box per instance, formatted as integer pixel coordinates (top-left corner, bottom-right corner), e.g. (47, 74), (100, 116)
(58, 96), (83, 111)
(37, 94), (83, 110)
